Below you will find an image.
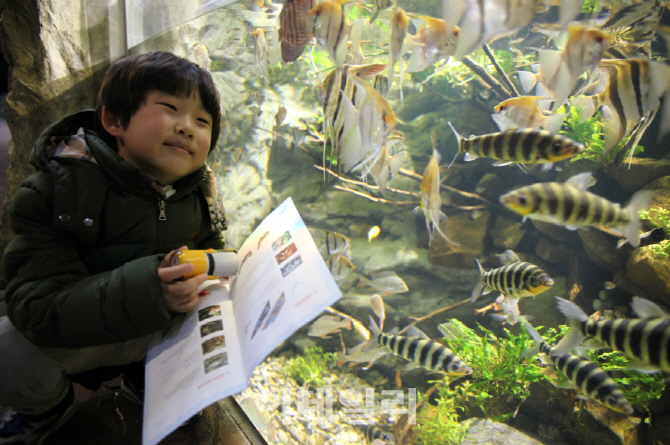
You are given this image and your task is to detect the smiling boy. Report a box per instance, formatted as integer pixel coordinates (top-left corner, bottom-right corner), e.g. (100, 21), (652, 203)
(0, 52), (226, 444)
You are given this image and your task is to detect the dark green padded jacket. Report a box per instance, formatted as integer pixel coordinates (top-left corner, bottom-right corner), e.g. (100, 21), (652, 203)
(2, 110), (227, 348)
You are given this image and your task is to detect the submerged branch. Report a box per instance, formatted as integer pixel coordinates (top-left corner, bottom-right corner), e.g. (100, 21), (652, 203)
(397, 298), (471, 336)
(315, 165), (416, 197)
(334, 185), (416, 205)
(461, 56), (512, 100)
(482, 43), (519, 97)
(314, 166), (492, 209)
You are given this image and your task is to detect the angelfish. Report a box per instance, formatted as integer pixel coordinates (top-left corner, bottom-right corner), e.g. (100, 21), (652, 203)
(537, 25), (613, 111)
(521, 319), (633, 414)
(310, 0), (359, 67)
(337, 72), (397, 172)
(499, 171), (652, 247)
(492, 96), (566, 134)
(571, 58), (670, 154)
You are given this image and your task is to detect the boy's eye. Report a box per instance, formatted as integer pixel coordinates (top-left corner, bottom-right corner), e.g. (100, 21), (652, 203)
(197, 118), (211, 125)
(160, 103), (177, 111)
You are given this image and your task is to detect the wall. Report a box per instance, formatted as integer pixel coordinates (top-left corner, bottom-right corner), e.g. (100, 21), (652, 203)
(0, 0), (121, 253)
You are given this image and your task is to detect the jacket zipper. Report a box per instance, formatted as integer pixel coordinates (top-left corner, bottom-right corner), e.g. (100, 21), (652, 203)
(158, 200), (167, 221)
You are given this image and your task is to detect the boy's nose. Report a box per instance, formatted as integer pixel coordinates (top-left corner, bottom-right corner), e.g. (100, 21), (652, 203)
(176, 118), (194, 137)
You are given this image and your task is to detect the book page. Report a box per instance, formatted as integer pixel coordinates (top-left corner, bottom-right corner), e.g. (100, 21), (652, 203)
(143, 197), (342, 445)
(230, 197), (342, 374)
(143, 283), (247, 445)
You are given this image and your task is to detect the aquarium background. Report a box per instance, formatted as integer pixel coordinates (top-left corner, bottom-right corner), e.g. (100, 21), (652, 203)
(126, 1), (670, 444)
(27, 0), (670, 443)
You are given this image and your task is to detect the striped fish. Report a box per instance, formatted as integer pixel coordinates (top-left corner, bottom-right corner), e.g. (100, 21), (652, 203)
(537, 25), (613, 112)
(471, 250), (553, 302)
(571, 59), (670, 154)
(320, 63), (387, 170)
(368, 0), (393, 23)
(367, 319), (472, 375)
(521, 320), (633, 414)
(325, 67), (396, 172)
(556, 296), (670, 374)
(278, 0), (315, 62)
(373, 74), (389, 97)
(499, 171), (652, 247)
(449, 0), (541, 60)
(358, 424), (396, 445)
(447, 123), (584, 168)
(310, 0), (358, 66)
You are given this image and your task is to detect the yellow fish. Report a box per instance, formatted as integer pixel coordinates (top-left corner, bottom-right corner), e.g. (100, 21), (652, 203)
(406, 16), (459, 73)
(492, 96), (565, 133)
(413, 148), (455, 245)
(367, 226), (381, 242)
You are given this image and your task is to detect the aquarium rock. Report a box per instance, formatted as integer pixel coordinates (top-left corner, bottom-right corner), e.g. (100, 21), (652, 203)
(461, 418), (551, 445)
(626, 248), (670, 299)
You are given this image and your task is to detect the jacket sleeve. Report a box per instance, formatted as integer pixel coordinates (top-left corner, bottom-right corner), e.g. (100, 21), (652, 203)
(196, 229), (226, 250)
(2, 185), (184, 348)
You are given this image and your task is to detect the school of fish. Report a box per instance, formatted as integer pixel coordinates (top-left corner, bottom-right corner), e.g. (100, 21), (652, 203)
(228, 0), (670, 439)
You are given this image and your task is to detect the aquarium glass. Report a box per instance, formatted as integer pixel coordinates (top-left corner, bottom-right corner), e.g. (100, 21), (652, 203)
(127, 1), (670, 443)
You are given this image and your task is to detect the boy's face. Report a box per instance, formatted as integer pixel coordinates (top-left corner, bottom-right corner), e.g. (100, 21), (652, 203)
(108, 91), (213, 185)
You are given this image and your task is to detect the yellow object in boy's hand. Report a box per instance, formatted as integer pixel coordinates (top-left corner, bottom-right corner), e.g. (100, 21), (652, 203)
(170, 249), (239, 279)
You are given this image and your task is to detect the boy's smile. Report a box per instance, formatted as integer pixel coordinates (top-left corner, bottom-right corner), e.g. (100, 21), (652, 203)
(103, 91), (213, 185)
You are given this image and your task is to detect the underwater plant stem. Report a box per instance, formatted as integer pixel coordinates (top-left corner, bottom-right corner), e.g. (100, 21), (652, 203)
(397, 298), (470, 336)
(461, 56), (512, 100)
(482, 43), (519, 97)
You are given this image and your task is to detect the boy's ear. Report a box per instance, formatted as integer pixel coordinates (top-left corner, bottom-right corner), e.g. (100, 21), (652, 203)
(101, 107), (123, 136)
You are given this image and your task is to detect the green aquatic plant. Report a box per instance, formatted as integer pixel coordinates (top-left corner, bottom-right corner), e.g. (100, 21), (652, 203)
(284, 346), (337, 387)
(639, 207), (670, 258)
(561, 105), (643, 164)
(560, 105), (605, 162)
(581, 0), (602, 14)
(415, 383), (473, 445)
(441, 320), (549, 421)
(586, 349), (665, 409)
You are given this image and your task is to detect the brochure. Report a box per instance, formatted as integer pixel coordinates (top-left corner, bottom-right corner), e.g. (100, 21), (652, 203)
(143, 197), (342, 445)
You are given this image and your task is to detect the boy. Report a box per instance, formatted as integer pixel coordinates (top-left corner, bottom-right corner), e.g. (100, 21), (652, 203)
(0, 51), (227, 444)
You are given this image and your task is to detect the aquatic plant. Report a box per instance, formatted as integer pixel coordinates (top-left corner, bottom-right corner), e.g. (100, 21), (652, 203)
(560, 105), (605, 163)
(441, 320), (549, 421)
(284, 346), (337, 387)
(639, 207), (670, 258)
(586, 349), (665, 409)
(561, 105), (643, 164)
(415, 383), (473, 445)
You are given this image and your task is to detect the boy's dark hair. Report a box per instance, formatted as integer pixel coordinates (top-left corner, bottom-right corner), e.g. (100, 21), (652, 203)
(96, 51), (222, 152)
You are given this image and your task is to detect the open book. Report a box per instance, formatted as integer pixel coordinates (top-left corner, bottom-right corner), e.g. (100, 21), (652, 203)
(143, 197), (343, 445)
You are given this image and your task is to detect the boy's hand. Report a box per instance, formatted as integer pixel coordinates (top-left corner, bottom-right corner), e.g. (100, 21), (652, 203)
(159, 247), (207, 313)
